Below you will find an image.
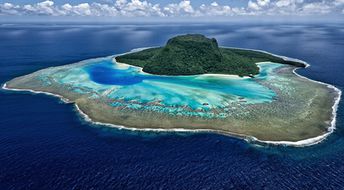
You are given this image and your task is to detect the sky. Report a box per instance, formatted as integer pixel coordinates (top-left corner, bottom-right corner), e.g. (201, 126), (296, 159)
(0, 0), (343, 20)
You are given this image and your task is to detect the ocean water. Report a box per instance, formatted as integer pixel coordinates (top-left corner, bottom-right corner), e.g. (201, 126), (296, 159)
(0, 22), (344, 189)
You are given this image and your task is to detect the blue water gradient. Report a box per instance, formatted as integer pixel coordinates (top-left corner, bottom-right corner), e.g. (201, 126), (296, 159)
(40, 57), (277, 117)
(75, 58), (276, 112)
(87, 60), (151, 85)
(1, 23), (344, 189)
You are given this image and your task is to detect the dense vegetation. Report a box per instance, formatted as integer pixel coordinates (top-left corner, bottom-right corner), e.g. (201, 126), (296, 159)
(115, 34), (305, 76)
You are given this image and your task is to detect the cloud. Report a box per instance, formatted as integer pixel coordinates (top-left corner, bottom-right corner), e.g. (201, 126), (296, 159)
(123, 0), (164, 16)
(246, 0), (343, 16)
(301, 2), (332, 15)
(164, 1), (194, 16)
(257, 0), (270, 7)
(0, 0), (344, 17)
(61, 2), (117, 16)
(275, 0), (292, 7)
(0, 3), (20, 15)
(3, 2), (14, 9)
(198, 2), (232, 16)
(248, 1), (261, 11)
(21, 0), (56, 15)
(247, 0), (269, 12)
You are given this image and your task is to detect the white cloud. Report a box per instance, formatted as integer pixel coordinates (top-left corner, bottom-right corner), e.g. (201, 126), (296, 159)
(211, 2), (219, 7)
(248, 1), (260, 10)
(124, 0), (163, 16)
(301, 2), (331, 15)
(91, 3), (118, 16)
(74, 3), (91, 15)
(275, 0), (293, 7)
(61, 3), (93, 16)
(268, 0), (304, 15)
(247, 0), (269, 12)
(61, 3), (72, 11)
(3, 2), (14, 9)
(0, 0), (343, 17)
(164, 0), (195, 16)
(199, 2), (232, 16)
(179, 1), (194, 13)
(0, 3), (20, 15)
(115, 0), (127, 8)
(36, 0), (55, 15)
(20, 0), (61, 16)
(257, 0), (270, 7)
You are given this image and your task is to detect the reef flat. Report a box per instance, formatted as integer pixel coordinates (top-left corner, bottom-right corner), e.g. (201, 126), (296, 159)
(4, 50), (340, 146)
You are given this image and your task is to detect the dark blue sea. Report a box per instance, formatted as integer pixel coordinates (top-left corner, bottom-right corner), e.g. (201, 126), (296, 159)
(1, 22), (344, 189)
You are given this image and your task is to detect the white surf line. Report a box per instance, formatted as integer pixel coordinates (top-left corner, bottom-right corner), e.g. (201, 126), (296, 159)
(2, 81), (251, 142)
(2, 83), (71, 104)
(1, 48), (342, 147)
(2, 82), (213, 134)
(2, 77), (341, 147)
(262, 67), (342, 147)
(75, 103), (209, 133)
(218, 46), (342, 147)
(252, 81), (341, 147)
(249, 70), (341, 147)
(74, 103), (254, 141)
(252, 83), (340, 148)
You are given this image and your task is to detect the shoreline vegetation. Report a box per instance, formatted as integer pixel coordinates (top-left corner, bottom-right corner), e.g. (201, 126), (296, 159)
(115, 34), (306, 76)
(3, 35), (341, 147)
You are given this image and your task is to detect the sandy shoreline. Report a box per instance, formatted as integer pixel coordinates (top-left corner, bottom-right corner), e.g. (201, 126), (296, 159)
(2, 48), (341, 147)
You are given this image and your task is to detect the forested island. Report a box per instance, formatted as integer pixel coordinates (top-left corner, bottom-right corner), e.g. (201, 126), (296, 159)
(115, 34), (305, 76)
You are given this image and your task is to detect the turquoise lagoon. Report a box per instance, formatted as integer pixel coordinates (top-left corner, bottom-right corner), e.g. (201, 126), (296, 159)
(42, 56), (281, 118)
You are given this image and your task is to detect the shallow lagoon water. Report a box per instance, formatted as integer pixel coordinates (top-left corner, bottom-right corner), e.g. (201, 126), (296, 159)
(44, 57), (278, 116)
(1, 23), (344, 189)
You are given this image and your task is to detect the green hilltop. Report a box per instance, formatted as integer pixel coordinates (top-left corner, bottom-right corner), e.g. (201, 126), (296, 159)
(115, 34), (305, 76)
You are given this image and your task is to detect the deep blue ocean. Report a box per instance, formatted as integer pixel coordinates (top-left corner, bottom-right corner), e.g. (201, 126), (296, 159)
(1, 22), (344, 189)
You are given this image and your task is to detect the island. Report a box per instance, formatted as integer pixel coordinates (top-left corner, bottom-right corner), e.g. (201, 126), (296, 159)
(3, 34), (341, 146)
(116, 34), (305, 76)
